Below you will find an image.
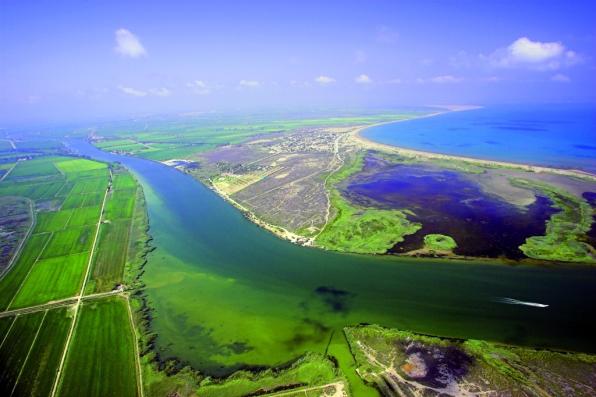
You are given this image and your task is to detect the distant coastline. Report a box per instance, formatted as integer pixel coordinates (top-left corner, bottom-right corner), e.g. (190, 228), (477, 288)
(352, 110), (596, 181)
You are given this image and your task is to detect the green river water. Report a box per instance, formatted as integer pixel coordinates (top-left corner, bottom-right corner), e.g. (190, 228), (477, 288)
(68, 139), (596, 377)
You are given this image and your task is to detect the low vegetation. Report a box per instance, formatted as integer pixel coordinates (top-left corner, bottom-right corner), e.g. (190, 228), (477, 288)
(345, 324), (596, 396)
(423, 234), (457, 252)
(316, 152), (421, 254)
(512, 178), (595, 263)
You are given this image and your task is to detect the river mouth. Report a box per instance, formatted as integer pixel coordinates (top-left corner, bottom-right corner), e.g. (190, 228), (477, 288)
(342, 156), (558, 259)
(66, 139), (596, 378)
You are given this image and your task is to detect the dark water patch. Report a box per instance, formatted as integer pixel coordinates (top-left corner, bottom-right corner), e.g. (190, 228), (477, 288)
(343, 162), (558, 259)
(314, 286), (356, 313)
(283, 318), (330, 349)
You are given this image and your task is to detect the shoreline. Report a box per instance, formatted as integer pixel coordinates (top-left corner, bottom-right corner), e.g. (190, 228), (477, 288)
(352, 111), (596, 181)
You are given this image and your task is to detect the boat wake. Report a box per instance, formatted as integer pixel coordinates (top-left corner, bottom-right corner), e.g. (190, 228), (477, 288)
(495, 297), (549, 308)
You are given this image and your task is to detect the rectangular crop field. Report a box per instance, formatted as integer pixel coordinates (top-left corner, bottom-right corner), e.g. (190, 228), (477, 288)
(57, 297), (139, 397)
(10, 252), (89, 308)
(0, 311), (45, 393)
(40, 226), (95, 259)
(69, 177), (108, 195)
(66, 206), (101, 227)
(89, 219), (131, 292)
(0, 233), (50, 310)
(5, 158), (61, 181)
(111, 172), (136, 190)
(60, 193), (87, 209)
(11, 307), (73, 397)
(55, 158), (107, 174)
(35, 210), (73, 233)
(104, 189), (136, 220)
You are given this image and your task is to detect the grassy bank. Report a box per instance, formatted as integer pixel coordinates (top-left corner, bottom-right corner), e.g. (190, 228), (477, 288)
(512, 178), (595, 263)
(316, 151), (421, 254)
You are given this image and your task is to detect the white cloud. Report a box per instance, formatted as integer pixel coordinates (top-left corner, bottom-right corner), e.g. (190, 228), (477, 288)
(551, 73), (571, 83)
(238, 80), (260, 88)
(118, 85), (148, 97)
(429, 75), (463, 84)
(149, 88), (172, 97)
(118, 86), (171, 97)
(355, 74), (372, 84)
(376, 25), (399, 44)
(187, 80), (211, 95)
(489, 37), (578, 70)
(315, 75), (335, 85)
(114, 28), (147, 58)
(386, 78), (402, 84)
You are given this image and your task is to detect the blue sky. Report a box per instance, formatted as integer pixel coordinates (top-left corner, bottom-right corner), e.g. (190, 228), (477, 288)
(1, 1), (595, 124)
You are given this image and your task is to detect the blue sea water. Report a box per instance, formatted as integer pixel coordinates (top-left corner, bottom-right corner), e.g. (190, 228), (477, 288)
(363, 104), (596, 173)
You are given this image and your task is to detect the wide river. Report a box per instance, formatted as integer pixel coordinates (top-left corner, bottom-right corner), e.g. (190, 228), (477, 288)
(67, 139), (596, 376)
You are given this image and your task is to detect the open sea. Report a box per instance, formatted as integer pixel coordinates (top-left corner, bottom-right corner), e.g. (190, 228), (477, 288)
(362, 104), (596, 173)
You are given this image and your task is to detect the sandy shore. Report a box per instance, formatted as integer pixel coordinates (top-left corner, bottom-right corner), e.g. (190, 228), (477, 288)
(350, 113), (596, 181)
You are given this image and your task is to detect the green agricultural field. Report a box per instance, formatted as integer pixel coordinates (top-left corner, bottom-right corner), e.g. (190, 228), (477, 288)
(112, 172), (137, 190)
(40, 225), (95, 259)
(35, 210), (73, 233)
(55, 158), (107, 174)
(60, 193), (87, 209)
(89, 219), (132, 292)
(58, 297), (139, 397)
(69, 177), (108, 195)
(4, 157), (62, 181)
(105, 189), (136, 220)
(66, 206), (101, 227)
(0, 233), (50, 310)
(10, 252), (89, 308)
(0, 180), (66, 201)
(0, 311), (45, 393)
(11, 307), (73, 397)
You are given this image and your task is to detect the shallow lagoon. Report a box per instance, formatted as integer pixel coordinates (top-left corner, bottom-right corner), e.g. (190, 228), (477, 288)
(67, 139), (596, 377)
(363, 104), (596, 173)
(343, 158), (557, 258)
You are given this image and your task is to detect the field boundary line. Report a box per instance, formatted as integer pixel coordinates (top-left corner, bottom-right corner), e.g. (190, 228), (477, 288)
(49, 173), (111, 397)
(10, 310), (48, 397)
(126, 296), (144, 397)
(0, 315), (17, 349)
(6, 231), (53, 310)
(0, 162), (17, 182)
(0, 197), (36, 280)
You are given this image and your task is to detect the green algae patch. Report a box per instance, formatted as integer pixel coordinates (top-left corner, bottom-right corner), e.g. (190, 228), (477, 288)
(512, 178), (595, 263)
(423, 234), (457, 252)
(316, 151), (421, 254)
